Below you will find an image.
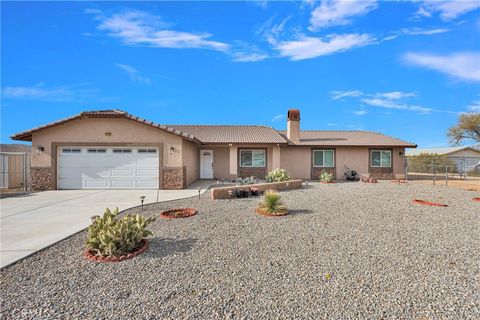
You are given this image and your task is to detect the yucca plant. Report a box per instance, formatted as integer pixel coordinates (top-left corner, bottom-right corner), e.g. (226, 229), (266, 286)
(256, 190), (287, 216)
(266, 168), (291, 183)
(319, 171), (334, 183)
(86, 208), (155, 257)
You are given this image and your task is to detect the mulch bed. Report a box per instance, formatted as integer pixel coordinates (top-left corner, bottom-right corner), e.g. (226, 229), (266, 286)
(255, 208), (288, 217)
(84, 239), (149, 263)
(472, 197), (480, 202)
(412, 199), (448, 207)
(160, 208), (197, 219)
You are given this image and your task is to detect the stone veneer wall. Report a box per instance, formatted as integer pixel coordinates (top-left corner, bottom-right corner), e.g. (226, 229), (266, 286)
(311, 167), (335, 180)
(30, 167), (53, 191)
(162, 166), (186, 190)
(211, 179), (302, 200)
(369, 167), (394, 180)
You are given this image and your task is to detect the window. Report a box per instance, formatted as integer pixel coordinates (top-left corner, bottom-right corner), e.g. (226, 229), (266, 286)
(87, 148), (106, 153)
(62, 148), (81, 153)
(371, 150), (391, 167)
(313, 150), (334, 167)
(240, 150), (266, 167)
(138, 149), (157, 153)
(113, 149), (132, 153)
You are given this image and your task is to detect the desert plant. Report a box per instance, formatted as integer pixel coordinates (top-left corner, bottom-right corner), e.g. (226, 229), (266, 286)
(319, 171), (334, 183)
(256, 190), (287, 215)
(237, 176), (256, 185)
(266, 168), (291, 182)
(86, 208), (155, 257)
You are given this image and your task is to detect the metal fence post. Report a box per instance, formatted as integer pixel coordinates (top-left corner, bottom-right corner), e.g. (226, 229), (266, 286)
(432, 160), (436, 185)
(445, 164), (448, 187)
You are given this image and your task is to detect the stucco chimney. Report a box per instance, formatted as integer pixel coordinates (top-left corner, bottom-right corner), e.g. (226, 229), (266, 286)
(287, 109), (300, 143)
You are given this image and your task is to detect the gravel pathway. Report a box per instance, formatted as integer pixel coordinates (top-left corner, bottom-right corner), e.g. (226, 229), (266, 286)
(1, 182), (479, 319)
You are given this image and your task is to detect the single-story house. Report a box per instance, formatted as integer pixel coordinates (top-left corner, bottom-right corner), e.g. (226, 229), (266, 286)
(406, 146), (480, 173)
(11, 109), (416, 190)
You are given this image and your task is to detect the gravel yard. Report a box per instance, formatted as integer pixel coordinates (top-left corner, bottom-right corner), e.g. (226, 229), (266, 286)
(1, 182), (479, 319)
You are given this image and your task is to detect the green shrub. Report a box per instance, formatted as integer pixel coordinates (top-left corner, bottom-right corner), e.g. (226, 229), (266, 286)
(319, 171), (334, 183)
(266, 168), (291, 183)
(257, 190), (287, 215)
(237, 176), (256, 185)
(86, 208), (155, 257)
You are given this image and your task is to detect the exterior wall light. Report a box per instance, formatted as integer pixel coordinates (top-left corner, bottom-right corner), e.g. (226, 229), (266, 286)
(169, 146), (175, 155)
(36, 145), (45, 153)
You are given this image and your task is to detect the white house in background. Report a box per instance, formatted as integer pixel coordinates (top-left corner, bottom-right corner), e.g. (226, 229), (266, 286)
(406, 146), (480, 172)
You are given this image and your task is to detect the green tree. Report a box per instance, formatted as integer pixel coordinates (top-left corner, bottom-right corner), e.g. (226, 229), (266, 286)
(447, 112), (480, 145)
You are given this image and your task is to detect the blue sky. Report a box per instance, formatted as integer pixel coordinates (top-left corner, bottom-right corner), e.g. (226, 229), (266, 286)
(1, 0), (479, 147)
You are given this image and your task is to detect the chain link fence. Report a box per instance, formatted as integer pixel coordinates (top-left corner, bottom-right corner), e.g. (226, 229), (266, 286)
(0, 152), (30, 191)
(406, 155), (480, 185)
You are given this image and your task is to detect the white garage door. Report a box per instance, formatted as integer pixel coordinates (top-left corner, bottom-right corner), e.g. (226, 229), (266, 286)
(58, 147), (159, 189)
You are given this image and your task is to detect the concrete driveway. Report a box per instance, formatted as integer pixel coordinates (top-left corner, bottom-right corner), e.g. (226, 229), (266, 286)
(0, 181), (213, 268)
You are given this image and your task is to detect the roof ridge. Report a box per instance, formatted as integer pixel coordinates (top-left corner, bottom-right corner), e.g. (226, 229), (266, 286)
(166, 124), (275, 128)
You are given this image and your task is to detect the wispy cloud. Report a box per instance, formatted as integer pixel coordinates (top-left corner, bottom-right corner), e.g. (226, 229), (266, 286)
(275, 33), (374, 61)
(400, 27), (450, 36)
(403, 52), (480, 82)
(1, 83), (97, 102)
(415, 1), (480, 21)
(115, 63), (151, 84)
(330, 90), (364, 100)
(272, 114), (285, 122)
(330, 90), (451, 114)
(326, 123), (336, 126)
(468, 100), (480, 112)
(92, 9), (229, 52)
(309, 0), (378, 30)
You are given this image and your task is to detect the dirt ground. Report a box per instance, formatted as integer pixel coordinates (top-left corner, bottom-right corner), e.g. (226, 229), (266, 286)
(408, 179), (480, 192)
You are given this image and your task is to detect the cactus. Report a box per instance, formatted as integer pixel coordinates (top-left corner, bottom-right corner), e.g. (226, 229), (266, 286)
(319, 171), (334, 183)
(266, 168), (291, 183)
(86, 208), (155, 257)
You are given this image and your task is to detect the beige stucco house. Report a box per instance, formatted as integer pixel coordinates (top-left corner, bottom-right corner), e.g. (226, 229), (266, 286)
(11, 109), (416, 190)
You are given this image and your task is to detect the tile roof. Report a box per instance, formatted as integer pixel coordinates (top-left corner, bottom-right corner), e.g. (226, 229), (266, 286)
(278, 130), (417, 147)
(10, 110), (201, 143)
(406, 146), (480, 156)
(167, 125), (288, 144)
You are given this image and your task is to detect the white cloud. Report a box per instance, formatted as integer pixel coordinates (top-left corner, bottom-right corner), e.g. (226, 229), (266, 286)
(352, 109), (367, 116)
(272, 114), (285, 122)
(276, 33), (374, 60)
(468, 100), (480, 111)
(361, 98), (433, 113)
(375, 91), (416, 99)
(1, 83), (97, 102)
(330, 90), (364, 100)
(94, 9), (229, 52)
(326, 123), (336, 126)
(115, 63), (151, 84)
(415, 1), (480, 21)
(400, 27), (450, 35)
(231, 52), (269, 62)
(309, 0), (378, 30)
(403, 52), (480, 82)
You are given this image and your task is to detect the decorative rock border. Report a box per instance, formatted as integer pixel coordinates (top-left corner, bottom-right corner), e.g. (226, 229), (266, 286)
(255, 208), (288, 217)
(362, 177), (378, 183)
(84, 239), (149, 263)
(160, 208), (197, 219)
(412, 199), (448, 207)
(472, 197), (480, 203)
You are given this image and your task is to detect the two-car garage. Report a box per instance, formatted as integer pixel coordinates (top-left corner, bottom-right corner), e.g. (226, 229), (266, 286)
(58, 147), (159, 189)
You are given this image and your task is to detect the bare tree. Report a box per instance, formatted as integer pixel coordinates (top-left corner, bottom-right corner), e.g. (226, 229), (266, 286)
(447, 112), (480, 145)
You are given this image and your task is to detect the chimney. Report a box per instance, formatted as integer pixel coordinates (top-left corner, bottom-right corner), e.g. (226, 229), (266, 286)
(287, 109), (300, 143)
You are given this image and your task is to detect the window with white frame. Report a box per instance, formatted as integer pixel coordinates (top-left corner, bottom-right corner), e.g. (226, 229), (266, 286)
(240, 149), (266, 167)
(371, 150), (392, 167)
(313, 150), (335, 167)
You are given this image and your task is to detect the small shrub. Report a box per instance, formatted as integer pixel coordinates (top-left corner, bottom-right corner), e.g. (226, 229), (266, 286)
(86, 208), (155, 257)
(237, 176), (256, 185)
(266, 168), (291, 183)
(257, 190), (287, 215)
(319, 171), (334, 183)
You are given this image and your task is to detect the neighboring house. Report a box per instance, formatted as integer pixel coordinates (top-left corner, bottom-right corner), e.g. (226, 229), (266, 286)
(11, 109), (416, 190)
(406, 146), (480, 173)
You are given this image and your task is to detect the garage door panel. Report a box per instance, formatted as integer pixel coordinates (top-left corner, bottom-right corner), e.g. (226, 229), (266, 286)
(58, 147), (159, 190)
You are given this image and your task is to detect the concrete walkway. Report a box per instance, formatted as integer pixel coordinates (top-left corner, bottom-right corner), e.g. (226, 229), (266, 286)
(0, 180), (214, 268)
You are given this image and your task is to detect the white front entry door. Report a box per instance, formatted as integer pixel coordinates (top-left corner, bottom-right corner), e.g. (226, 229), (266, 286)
(58, 147), (159, 189)
(200, 150), (214, 179)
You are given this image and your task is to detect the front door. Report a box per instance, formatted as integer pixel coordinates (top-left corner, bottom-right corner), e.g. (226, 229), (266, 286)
(200, 150), (214, 179)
